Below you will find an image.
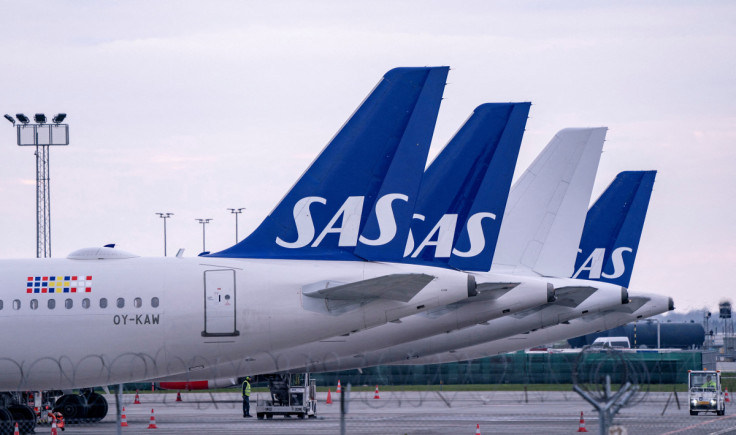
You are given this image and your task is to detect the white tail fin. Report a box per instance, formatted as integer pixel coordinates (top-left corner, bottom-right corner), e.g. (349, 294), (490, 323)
(492, 127), (607, 277)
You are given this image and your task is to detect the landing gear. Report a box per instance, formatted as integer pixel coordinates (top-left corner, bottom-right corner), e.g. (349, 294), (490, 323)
(53, 390), (108, 424)
(7, 405), (35, 434)
(0, 393), (36, 435)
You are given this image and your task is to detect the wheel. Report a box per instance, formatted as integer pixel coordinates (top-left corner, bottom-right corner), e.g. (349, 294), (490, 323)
(84, 393), (108, 423)
(53, 395), (87, 424)
(690, 410), (697, 416)
(257, 413), (264, 420)
(298, 413), (305, 419)
(266, 413), (273, 419)
(7, 404), (35, 434)
(0, 408), (13, 435)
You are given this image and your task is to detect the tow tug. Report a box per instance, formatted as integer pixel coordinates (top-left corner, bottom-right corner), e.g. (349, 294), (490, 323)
(256, 373), (317, 419)
(688, 370), (726, 416)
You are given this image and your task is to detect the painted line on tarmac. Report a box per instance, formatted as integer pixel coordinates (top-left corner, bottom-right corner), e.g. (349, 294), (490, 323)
(660, 414), (736, 435)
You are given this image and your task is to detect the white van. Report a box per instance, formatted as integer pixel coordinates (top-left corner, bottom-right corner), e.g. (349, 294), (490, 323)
(591, 336), (631, 349)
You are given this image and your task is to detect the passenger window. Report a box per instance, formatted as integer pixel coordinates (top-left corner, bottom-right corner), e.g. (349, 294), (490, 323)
(65, 299), (73, 309)
(117, 298), (125, 308)
(0, 300), (3, 310)
(48, 299), (56, 310)
(13, 300), (20, 310)
(82, 298), (90, 309)
(100, 298), (108, 309)
(151, 297), (159, 308)
(134, 297), (142, 308)
(30, 299), (38, 310)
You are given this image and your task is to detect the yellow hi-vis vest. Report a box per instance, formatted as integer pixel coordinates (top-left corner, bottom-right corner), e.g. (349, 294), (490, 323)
(242, 380), (251, 397)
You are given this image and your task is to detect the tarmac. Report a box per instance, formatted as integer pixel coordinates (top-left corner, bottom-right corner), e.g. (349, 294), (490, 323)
(42, 390), (736, 434)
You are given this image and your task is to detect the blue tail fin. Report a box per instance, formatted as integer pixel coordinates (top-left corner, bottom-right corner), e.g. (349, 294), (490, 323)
(373, 102), (530, 270)
(571, 171), (657, 287)
(211, 67), (449, 260)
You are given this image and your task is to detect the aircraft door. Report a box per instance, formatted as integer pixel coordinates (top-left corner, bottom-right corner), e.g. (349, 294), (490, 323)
(202, 269), (240, 337)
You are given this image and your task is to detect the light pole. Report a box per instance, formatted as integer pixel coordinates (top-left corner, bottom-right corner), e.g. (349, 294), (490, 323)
(4, 112), (69, 258)
(195, 218), (212, 253)
(227, 208), (245, 243)
(156, 213), (173, 256)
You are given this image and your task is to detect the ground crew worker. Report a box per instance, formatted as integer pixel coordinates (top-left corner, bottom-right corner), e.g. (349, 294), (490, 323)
(242, 376), (252, 417)
(703, 375), (717, 389)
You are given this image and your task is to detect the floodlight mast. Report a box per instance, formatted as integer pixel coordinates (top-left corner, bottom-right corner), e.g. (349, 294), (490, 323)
(4, 112), (69, 258)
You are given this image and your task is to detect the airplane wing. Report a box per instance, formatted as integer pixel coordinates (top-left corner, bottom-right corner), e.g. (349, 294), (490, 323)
(552, 286), (597, 308)
(302, 274), (435, 302)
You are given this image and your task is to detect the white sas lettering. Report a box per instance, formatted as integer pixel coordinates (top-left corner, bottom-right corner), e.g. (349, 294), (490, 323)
(275, 196), (327, 248)
(451, 212), (496, 257)
(311, 196), (365, 247)
(602, 247), (632, 279)
(411, 214), (458, 258)
(359, 193), (408, 246)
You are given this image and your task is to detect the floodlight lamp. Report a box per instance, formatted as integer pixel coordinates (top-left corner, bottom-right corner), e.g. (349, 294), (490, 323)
(16, 114), (30, 124)
(34, 113), (47, 124)
(3, 114), (14, 126)
(52, 113), (66, 124)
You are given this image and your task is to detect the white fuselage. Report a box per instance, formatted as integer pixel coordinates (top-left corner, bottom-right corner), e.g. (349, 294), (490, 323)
(310, 277), (626, 370)
(392, 292), (672, 365)
(156, 272), (553, 382)
(0, 253), (473, 390)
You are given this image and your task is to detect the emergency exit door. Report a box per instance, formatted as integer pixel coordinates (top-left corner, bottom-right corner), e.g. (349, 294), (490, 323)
(202, 269), (239, 337)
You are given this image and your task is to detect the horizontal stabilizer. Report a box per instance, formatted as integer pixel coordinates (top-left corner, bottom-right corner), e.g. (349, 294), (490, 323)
(553, 286), (597, 307)
(302, 274), (435, 303)
(611, 296), (650, 313)
(475, 282), (520, 300)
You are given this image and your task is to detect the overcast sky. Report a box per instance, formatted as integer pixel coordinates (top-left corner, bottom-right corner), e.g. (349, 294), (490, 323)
(1, 1), (734, 312)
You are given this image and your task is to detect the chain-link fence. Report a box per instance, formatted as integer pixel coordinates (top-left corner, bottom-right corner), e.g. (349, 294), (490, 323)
(4, 350), (735, 434)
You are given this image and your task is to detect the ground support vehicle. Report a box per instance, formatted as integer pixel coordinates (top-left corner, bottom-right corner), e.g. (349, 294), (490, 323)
(256, 373), (317, 419)
(688, 370), (726, 416)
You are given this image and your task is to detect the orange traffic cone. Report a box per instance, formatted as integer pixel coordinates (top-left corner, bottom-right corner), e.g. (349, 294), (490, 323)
(475, 423), (481, 435)
(12, 422), (18, 435)
(134, 390), (141, 405)
(577, 411), (588, 432)
(326, 388), (333, 404)
(373, 385), (380, 399)
(147, 408), (158, 429)
(336, 380), (342, 393)
(121, 407), (129, 427)
(726, 387), (730, 403)
(51, 420), (58, 435)
(176, 391), (182, 402)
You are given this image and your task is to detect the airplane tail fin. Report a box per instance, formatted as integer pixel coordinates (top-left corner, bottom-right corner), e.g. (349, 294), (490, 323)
(211, 67), (448, 259)
(387, 102), (530, 270)
(572, 171), (657, 287)
(492, 127), (607, 277)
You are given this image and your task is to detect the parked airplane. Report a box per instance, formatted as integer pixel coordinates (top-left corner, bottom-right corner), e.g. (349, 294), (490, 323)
(392, 171), (667, 365)
(0, 67), (497, 424)
(161, 124), (623, 379)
